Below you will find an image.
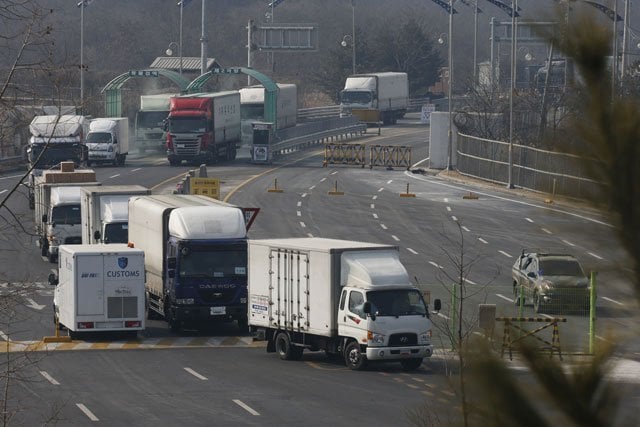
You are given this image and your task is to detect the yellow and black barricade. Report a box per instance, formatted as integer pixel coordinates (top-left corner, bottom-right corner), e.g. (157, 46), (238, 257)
(323, 143), (366, 167)
(369, 145), (412, 169)
(496, 317), (567, 361)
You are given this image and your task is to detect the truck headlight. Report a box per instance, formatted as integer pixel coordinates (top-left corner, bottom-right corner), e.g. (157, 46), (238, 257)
(47, 235), (58, 244)
(176, 298), (194, 305)
(367, 330), (385, 344)
(419, 330), (432, 343)
(108, 146), (114, 152)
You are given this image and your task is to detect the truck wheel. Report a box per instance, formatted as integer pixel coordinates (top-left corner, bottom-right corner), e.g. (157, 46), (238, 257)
(275, 332), (302, 360)
(168, 158), (180, 166)
(344, 341), (367, 370)
(47, 252), (57, 264)
(400, 358), (423, 371)
(40, 240), (48, 257)
(118, 155), (126, 166)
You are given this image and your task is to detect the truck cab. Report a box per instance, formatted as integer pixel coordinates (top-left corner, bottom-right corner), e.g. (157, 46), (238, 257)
(44, 187), (83, 262)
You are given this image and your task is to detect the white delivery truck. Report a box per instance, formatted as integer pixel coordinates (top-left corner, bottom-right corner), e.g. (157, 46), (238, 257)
(135, 93), (176, 154)
(26, 114), (89, 170)
(340, 72), (409, 125)
(249, 237), (438, 371)
(32, 162), (99, 263)
(80, 185), (151, 245)
(85, 117), (129, 166)
(239, 83), (297, 144)
(50, 244), (145, 338)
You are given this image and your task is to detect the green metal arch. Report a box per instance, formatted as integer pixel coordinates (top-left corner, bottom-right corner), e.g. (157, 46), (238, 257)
(186, 67), (278, 128)
(101, 69), (191, 117)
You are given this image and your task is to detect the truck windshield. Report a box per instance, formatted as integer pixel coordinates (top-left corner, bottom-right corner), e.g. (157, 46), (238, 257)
(178, 248), (247, 278)
(241, 104), (264, 120)
(168, 118), (207, 133)
(366, 289), (428, 317)
(341, 91), (372, 104)
(86, 132), (112, 144)
(51, 204), (81, 225)
(136, 111), (168, 128)
(103, 223), (128, 244)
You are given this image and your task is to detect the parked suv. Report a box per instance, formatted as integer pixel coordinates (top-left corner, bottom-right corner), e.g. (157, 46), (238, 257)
(512, 251), (591, 314)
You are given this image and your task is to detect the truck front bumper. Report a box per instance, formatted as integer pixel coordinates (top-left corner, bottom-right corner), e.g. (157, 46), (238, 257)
(365, 344), (433, 361)
(173, 303), (246, 323)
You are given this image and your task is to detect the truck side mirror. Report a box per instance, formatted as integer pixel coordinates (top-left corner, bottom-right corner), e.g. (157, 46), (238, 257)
(433, 299), (442, 312)
(93, 230), (101, 242)
(363, 301), (376, 321)
(48, 273), (58, 286)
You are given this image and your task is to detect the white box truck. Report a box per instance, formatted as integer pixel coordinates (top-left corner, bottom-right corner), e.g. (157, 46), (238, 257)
(32, 162), (99, 263)
(85, 117), (129, 166)
(26, 114), (89, 170)
(249, 237), (437, 371)
(340, 72), (409, 125)
(128, 195), (253, 332)
(240, 83), (297, 143)
(135, 94), (176, 154)
(80, 185), (151, 245)
(50, 244), (145, 338)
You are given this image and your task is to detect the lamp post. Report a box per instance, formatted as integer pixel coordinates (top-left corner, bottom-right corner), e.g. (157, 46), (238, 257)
(350, 0), (356, 74)
(507, 0), (518, 189)
(341, 35), (355, 75)
(166, 41), (182, 75)
(447, 0), (454, 170)
(76, 0), (92, 115)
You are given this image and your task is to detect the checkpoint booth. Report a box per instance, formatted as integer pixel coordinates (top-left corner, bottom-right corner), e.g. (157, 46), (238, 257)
(251, 121), (274, 164)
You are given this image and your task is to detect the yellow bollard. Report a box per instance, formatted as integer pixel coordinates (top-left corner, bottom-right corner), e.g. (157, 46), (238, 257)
(328, 180), (344, 196)
(400, 183), (416, 198)
(267, 178), (284, 193)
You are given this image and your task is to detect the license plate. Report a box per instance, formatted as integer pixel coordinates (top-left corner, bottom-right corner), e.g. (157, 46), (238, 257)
(210, 306), (226, 315)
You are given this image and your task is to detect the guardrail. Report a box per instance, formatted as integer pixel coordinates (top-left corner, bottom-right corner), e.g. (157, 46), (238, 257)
(0, 156), (24, 173)
(271, 117), (367, 155)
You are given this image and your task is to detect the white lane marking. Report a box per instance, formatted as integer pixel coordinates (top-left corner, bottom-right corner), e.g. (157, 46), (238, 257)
(542, 228), (552, 234)
(372, 195), (378, 200)
(437, 312), (449, 320)
(297, 211), (301, 217)
(380, 224), (388, 230)
(588, 252), (603, 260)
(302, 193), (308, 197)
(391, 235), (400, 241)
(131, 168), (141, 172)
(299, 222), (306, 228)
(370, 204), (375, 209)
(307, 233), (314, 237)
(0, 331), (8, 341)
(496, 293), (513, 303)
(373, 213), (378, 219)
(446, 206), (452, 212)
(378, 188), (384, 192)
(76, 403), (99, 421)
(499, 251), (512, 258)
(429, 261), (443, 269)
(525, 217), (534, 223)
(451, 216), (458, 221)
(233, 399), (260, 416)
(331, 171), (338, 175)
(407, 248), (418, 255)
(109, 174), (120, 179)
(602, 296), (623, 306)
(387, 180), (393, 184)
(40, 371), (60, 385)
(25, 298), (45, 310)
(444, 198), (449, 203)
(320, 177), (327, 182)
(0, 174), (23, 181)
(462, 226), (470, 232)
(0, 189), (7, 195)
(561, 239), (575, 247)
(297, 201), (302, 207)
(404, 171), (612, 227)
(463, 278), (477, 285)
(478, 237), (488, 244)
(309, 186), (315, 190)
(184, 367), (208, 380)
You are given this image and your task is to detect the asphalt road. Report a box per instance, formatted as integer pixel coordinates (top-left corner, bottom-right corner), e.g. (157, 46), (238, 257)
(0, 115), (638, 425)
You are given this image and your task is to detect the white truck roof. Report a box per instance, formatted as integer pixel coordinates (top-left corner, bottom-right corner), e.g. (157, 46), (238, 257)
(341, 250), (411, 288)
(100, 197), (130, 222)
(88, 118), (127, 133)
(51, 186), (82, 205)
(240, 83), (297, 104)
(248, 237), (393, 252)
(168, 206), (246, 240)
(29, 115), (87, 137)
(140, 94), (177, 110)
(60, 243), (143, 256)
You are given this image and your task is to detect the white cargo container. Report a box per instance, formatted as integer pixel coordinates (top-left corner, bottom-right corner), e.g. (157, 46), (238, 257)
(340, 72), (409, 125)
(51, 244), (145, 338)
(86, 117), (129, 166)
(80, 185), (151, 245)
(249, 237), (436, 371)
(240, 83), (297, 131)
(128, 195), (251, 332)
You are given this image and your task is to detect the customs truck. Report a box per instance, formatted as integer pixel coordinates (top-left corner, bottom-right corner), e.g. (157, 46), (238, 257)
(85, 118), (129, 166)
(239, 83), (297, 143)
(340, 72), (409, 125)
(165, 91), (241, 166)
(135, 94), (176, 154)
(26, 114), (88, 170)
(32, 162), (99, 262)
(128, 195), (255, 332)
(248, 237), (437, 371)
(80, 185), (151, 245)
(49, 244), (145, 339)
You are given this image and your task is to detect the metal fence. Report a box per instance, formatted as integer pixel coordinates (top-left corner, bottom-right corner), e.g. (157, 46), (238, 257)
(456, 132), (601, 200)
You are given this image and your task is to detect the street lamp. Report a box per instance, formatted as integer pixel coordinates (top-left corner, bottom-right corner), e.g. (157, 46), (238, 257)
(341, 35), (356, 75)
(508, 0), (518, 189)
(165, 41), (183, 75)
(447, 0), (454, 171)
(76, 0), (93, 115)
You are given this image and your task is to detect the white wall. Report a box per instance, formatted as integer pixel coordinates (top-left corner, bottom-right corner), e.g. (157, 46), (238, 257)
(428, 111), (457, 169)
